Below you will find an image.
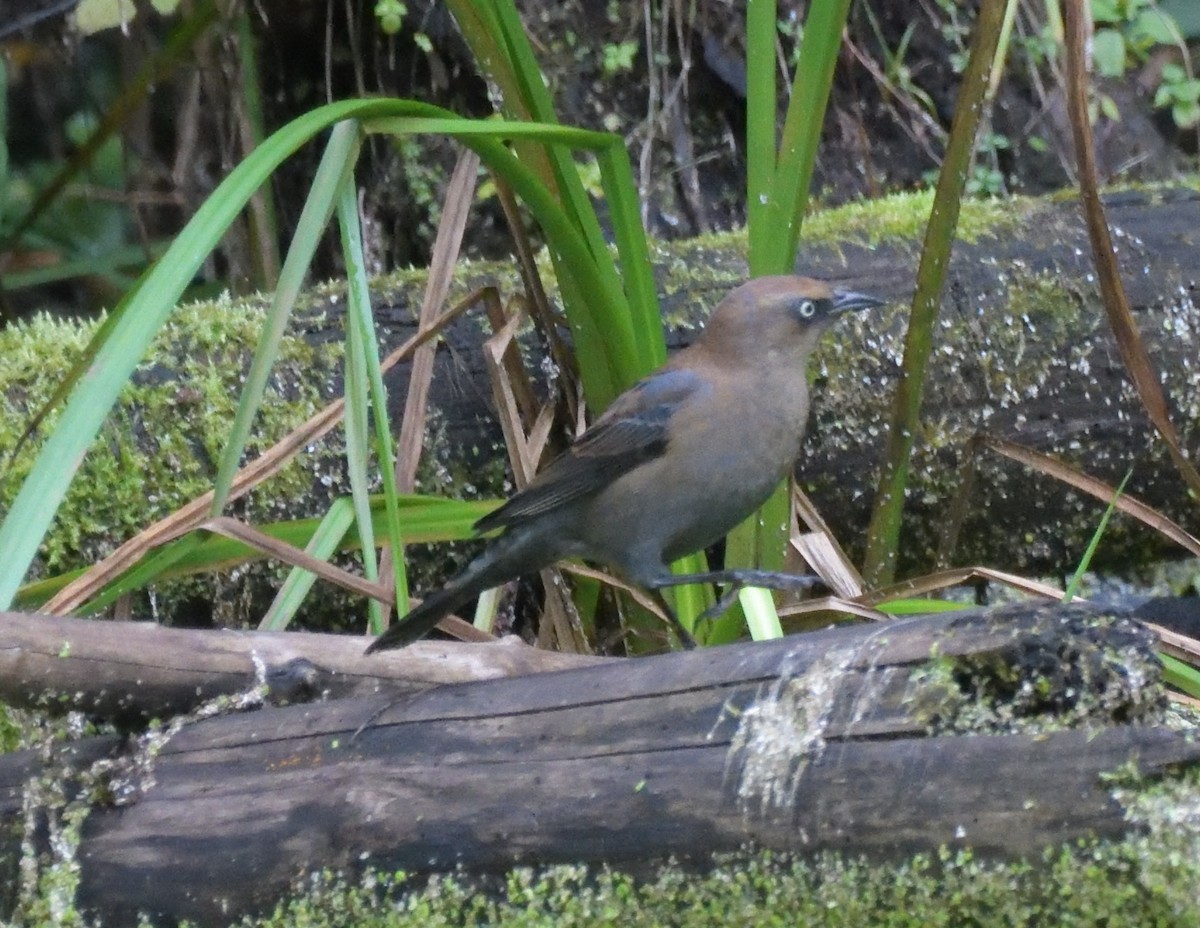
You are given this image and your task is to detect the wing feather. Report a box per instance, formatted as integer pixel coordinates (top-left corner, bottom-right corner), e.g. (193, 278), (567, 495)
(475, 367), (706, 533)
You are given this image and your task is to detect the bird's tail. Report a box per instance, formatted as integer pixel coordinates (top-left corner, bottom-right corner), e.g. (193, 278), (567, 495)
(364, 527), (552, 653)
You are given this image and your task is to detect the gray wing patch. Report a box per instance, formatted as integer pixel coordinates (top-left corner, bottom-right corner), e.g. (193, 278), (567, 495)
(475, 367), (707, 533)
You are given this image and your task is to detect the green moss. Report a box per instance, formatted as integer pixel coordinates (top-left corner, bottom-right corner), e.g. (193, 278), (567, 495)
(903, 609), (1165, 736)
(0, 704), (28, 753)
(15, 762), (1162, 926)
(804, 188), (1021, 247)
(228, 824), (1200, 928)
(0, 296), (341, 584)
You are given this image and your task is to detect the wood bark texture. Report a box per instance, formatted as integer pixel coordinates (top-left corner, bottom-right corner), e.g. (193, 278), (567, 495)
(0, 603), (1194, 926)
(0, 611), (605, 724)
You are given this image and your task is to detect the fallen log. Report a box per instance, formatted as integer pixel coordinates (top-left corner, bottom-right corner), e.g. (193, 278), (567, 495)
(0, 610), (605, 725)
(1, 602), (1194, 926)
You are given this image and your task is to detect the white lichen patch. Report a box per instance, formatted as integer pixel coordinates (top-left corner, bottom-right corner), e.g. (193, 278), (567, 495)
(725, 635), (893, 822)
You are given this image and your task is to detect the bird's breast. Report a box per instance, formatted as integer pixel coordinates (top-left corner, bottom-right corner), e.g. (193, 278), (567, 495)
(579, 384), (809, 572)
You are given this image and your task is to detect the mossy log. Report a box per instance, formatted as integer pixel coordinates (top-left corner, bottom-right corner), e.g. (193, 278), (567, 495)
(4, 186), (1199, 628)
(0, 610), (605, 726)
(0, 603), (1195, 926)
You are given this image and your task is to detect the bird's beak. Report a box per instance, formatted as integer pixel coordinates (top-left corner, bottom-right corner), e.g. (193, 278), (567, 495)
(831, 288), (885, 314)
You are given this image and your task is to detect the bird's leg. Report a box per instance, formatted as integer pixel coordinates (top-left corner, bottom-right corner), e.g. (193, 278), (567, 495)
(653, 568), (822, 594)
(647, 589), (698, 650)
(651, 569), (823, 636)
(690, 580), (746, 631)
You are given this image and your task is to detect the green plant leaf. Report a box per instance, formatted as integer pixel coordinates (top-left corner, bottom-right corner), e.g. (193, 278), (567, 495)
(338, 185), (384, 635)
(1173, 101), (1200, 127)
(863, 0), (1009, 585)
(13, 495), (494, 612)
(0, 98), (654, 610)
(739, 586), (783, 640)
(1092, 29), (1127, 77)
(259, 499), (358, 631)
(876, 598), (968, 615)
(1133, 9), (1180, 45)
(211, 119), (362, 517)
(337, 176), (409, 631)
(1061, 453), (1133, 605)
(1090, 0), (1121, 25)
(1160, 652), (1200, 700)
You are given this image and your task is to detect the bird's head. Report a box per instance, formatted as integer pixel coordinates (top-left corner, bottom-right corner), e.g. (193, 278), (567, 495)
(698, 275), (884, 366)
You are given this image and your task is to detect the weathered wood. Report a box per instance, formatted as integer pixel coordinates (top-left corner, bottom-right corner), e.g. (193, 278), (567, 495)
(0, 611), (606, 725)
(0, 603), (1193, 926)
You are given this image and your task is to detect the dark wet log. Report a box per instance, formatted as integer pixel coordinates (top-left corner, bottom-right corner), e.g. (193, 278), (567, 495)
(0, 611), (606, 725)
(365, 188), (1200, 577)
(0, 602), (1194, 926)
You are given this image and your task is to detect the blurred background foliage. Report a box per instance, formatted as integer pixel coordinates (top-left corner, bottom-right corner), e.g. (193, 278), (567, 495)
(2, 0), (1198, 324)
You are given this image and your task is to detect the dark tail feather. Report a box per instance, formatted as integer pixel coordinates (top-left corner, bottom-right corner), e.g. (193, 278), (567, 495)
(364, 528), (552, 654)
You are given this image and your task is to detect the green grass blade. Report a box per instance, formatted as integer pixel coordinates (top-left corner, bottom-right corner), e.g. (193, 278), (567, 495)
(745, 0), (777, 269)
(74, 534), (206, 615)
(15, 495), (495, 613)
(1063, 466), (1134, 604)
(862, 0), (1009, 586)
(720, 484), (791, 639)
(765, 0), (854, 273)
(488, 0), (619, 273)
(258, 498), (357, 631)
(338, 178), (409, 629)
(740, 585), (784, 641)
(0, 100), (403, 608)
(210, 119), (362, 516)
(338, 183), (382, 634)
(596, 142), (666, 370)
(877, 598), (968, 615)
(725, 1), (851, 638)
(661, 554), (713, 641)
(488, 0), (558, 124)
(362, 116), (646, 403)
(451, 0), (659, 402)
(1160, 652), (1200, 700)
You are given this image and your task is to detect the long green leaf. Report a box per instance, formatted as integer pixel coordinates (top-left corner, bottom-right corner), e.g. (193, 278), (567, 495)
(1063, 466), (1134, 603)
(448, 0), (661, 406)
(732, 0), (853, 639)
(1161, 653), (1200, 700)
(259, 498), (357, 631)
(765, 0), (855, 273)
(745, 0), (777, 266)
(362, 116), (647, 400)
(0, 100), (404, 608)
(596, 144), (665, 370)
(338, 178), (409, 630)
(211, 120), (361, 515)
(0, 99), (651, 608)
(862, 0), (1009, 585)
(14, 495), (495, 611)
(337, 182), (383, 634)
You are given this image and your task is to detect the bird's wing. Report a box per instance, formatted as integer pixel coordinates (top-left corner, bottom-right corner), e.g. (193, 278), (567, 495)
(475, 366), (708, 532)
